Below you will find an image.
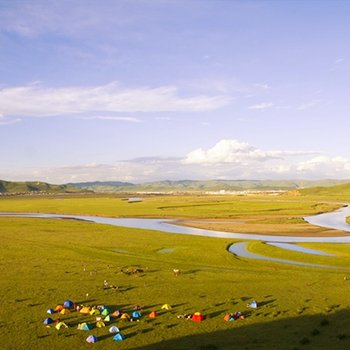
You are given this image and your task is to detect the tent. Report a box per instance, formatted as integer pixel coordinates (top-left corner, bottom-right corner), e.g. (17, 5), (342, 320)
(90, 309), (100, 316)
(60, 308), (70, 315)
(55, 322), (68, 330)
(161, 304), (172, 310)
(78, 322), (93, 331)
(80, 306), (91, 314)
(113, 333), (126, 341)
(109, 326), (120, 333)
(63, 300), (74, 308)
(247, 301), (258, 309)
(120, 313), (131, 320)
(224, 313), (235, 322)
(96, 321), (105, 328)
(112, 310), (122, 318)
(192, 312), (204, 322)
(132, 311), (141, 319)
(148, 311), (157, 318)
(86, 335), (98, 343)
(104, 315), (111, 322)
(234, 311), (245, 319)
(46, 308), (56, 314)
(43, 318), (54, 325)
(55, 305), (64, 312)
(101, 308), (110, 316)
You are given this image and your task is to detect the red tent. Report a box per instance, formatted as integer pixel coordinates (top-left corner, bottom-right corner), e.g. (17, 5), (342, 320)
(192, 312), (204, 322)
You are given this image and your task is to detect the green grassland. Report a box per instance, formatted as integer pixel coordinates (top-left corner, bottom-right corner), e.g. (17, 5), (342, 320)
(0, 193), (341, 219)
(1, 194), (350, 349)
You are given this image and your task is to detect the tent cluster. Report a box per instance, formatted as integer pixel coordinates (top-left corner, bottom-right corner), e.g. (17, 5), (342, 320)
(224, 311), (245, 322)
(42, 299), (127, 343)
(176, 312), (205, 322)
(42, 297), (257, 345)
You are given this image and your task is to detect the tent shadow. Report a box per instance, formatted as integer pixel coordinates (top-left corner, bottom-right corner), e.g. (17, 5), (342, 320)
(206, 310), (227, 318)
(172, 303), (188, 308)
(97, 333), (113, 341)
(240, 296), (252, 301)
(130, 307), (350, 350)
(183, 269), (201, 274)
(259, 299), (277, 307)
(76, 299), (97, 304)
(143, 303), (163, 310)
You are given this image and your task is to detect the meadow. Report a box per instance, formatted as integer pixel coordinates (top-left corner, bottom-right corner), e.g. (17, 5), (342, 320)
(1, 193), (350, 349)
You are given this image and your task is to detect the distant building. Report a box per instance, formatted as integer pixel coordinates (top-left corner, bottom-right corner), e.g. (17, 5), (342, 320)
(128, 197), (143, 203)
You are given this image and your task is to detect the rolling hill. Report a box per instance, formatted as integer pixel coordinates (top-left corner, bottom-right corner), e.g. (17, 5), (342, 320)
(68, 179), (350, 193)
(0, 180), (84, 194)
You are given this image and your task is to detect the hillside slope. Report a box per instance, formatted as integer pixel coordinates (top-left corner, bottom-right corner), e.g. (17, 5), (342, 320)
(0, 180), (83, 194)
(68, 179), (350, 193)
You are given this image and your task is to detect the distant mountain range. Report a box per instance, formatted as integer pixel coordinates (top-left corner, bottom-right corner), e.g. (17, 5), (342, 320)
(0, 180), (84, 194)
(67, 179), (350, 193)
(2, 179), (350, 195)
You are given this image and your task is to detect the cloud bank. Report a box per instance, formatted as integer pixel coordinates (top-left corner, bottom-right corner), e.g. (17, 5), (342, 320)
(0, 82), (231, 118)
(2, 139), (350, 183)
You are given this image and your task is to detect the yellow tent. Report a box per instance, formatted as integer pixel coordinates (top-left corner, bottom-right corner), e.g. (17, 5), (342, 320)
(55, 322), (68, 330)
(90, 309), (100, 315)
(60, 308), (70, 315)
(80, 306), (91, 315)
(120, 313), (131, 320)
(104, 315), (111, 322)
(161, 304), (172, 310)
(96, 321), (105, 328)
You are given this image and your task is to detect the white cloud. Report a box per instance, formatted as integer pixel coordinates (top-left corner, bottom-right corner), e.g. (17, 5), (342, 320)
(253, 83), (270, 90)
(2, 140), (350, 183)
(82, 115), (142, 123)
(182, 139), (314, 165)
(0, 115), (21, 126)
(296, 99), (322, 110)
(248, 102), (274, 110)
(296, 156), (350, 175)
(334, 58), (345, 65)
(0, 82), (231, 118)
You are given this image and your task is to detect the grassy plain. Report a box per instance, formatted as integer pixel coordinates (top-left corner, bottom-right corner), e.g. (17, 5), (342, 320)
(1, 194), (350, 349)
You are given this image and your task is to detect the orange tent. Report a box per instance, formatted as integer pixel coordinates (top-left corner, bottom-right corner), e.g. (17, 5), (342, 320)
(224, 313), (234, 321)
(55, 305), (63, 312)
(148, 311), (158, 318)
(112, 310), (122, 318)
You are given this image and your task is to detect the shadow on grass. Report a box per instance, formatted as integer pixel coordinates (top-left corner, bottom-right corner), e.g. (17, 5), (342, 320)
(75, 299), (97, 304)
(258, 299), (276, 307)
(131, 308), (350, 350)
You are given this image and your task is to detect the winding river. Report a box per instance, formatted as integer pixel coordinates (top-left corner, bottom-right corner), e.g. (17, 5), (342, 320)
(1, 205), (350, 268)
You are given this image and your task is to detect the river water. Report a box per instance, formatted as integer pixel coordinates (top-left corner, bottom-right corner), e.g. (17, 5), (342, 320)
(1, 205), (350, 268)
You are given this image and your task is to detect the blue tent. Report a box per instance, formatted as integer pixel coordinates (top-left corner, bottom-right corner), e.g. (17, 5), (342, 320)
(46, 308), (56, 314)
(79, 322), (93, 331)
(43, 318), (54, 325)
(113, 333), (126, 341)
(132, 311), (141, 319)
(63, 300), (74, 308)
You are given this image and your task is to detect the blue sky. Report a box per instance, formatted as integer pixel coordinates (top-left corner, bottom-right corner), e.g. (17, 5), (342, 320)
(1, 0), (350, 183)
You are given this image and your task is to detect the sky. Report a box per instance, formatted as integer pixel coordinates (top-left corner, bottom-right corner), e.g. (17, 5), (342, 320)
(1, 0), (350, 184)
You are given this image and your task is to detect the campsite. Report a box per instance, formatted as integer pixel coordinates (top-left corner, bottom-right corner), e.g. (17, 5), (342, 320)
(1, 190), (350, 349)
